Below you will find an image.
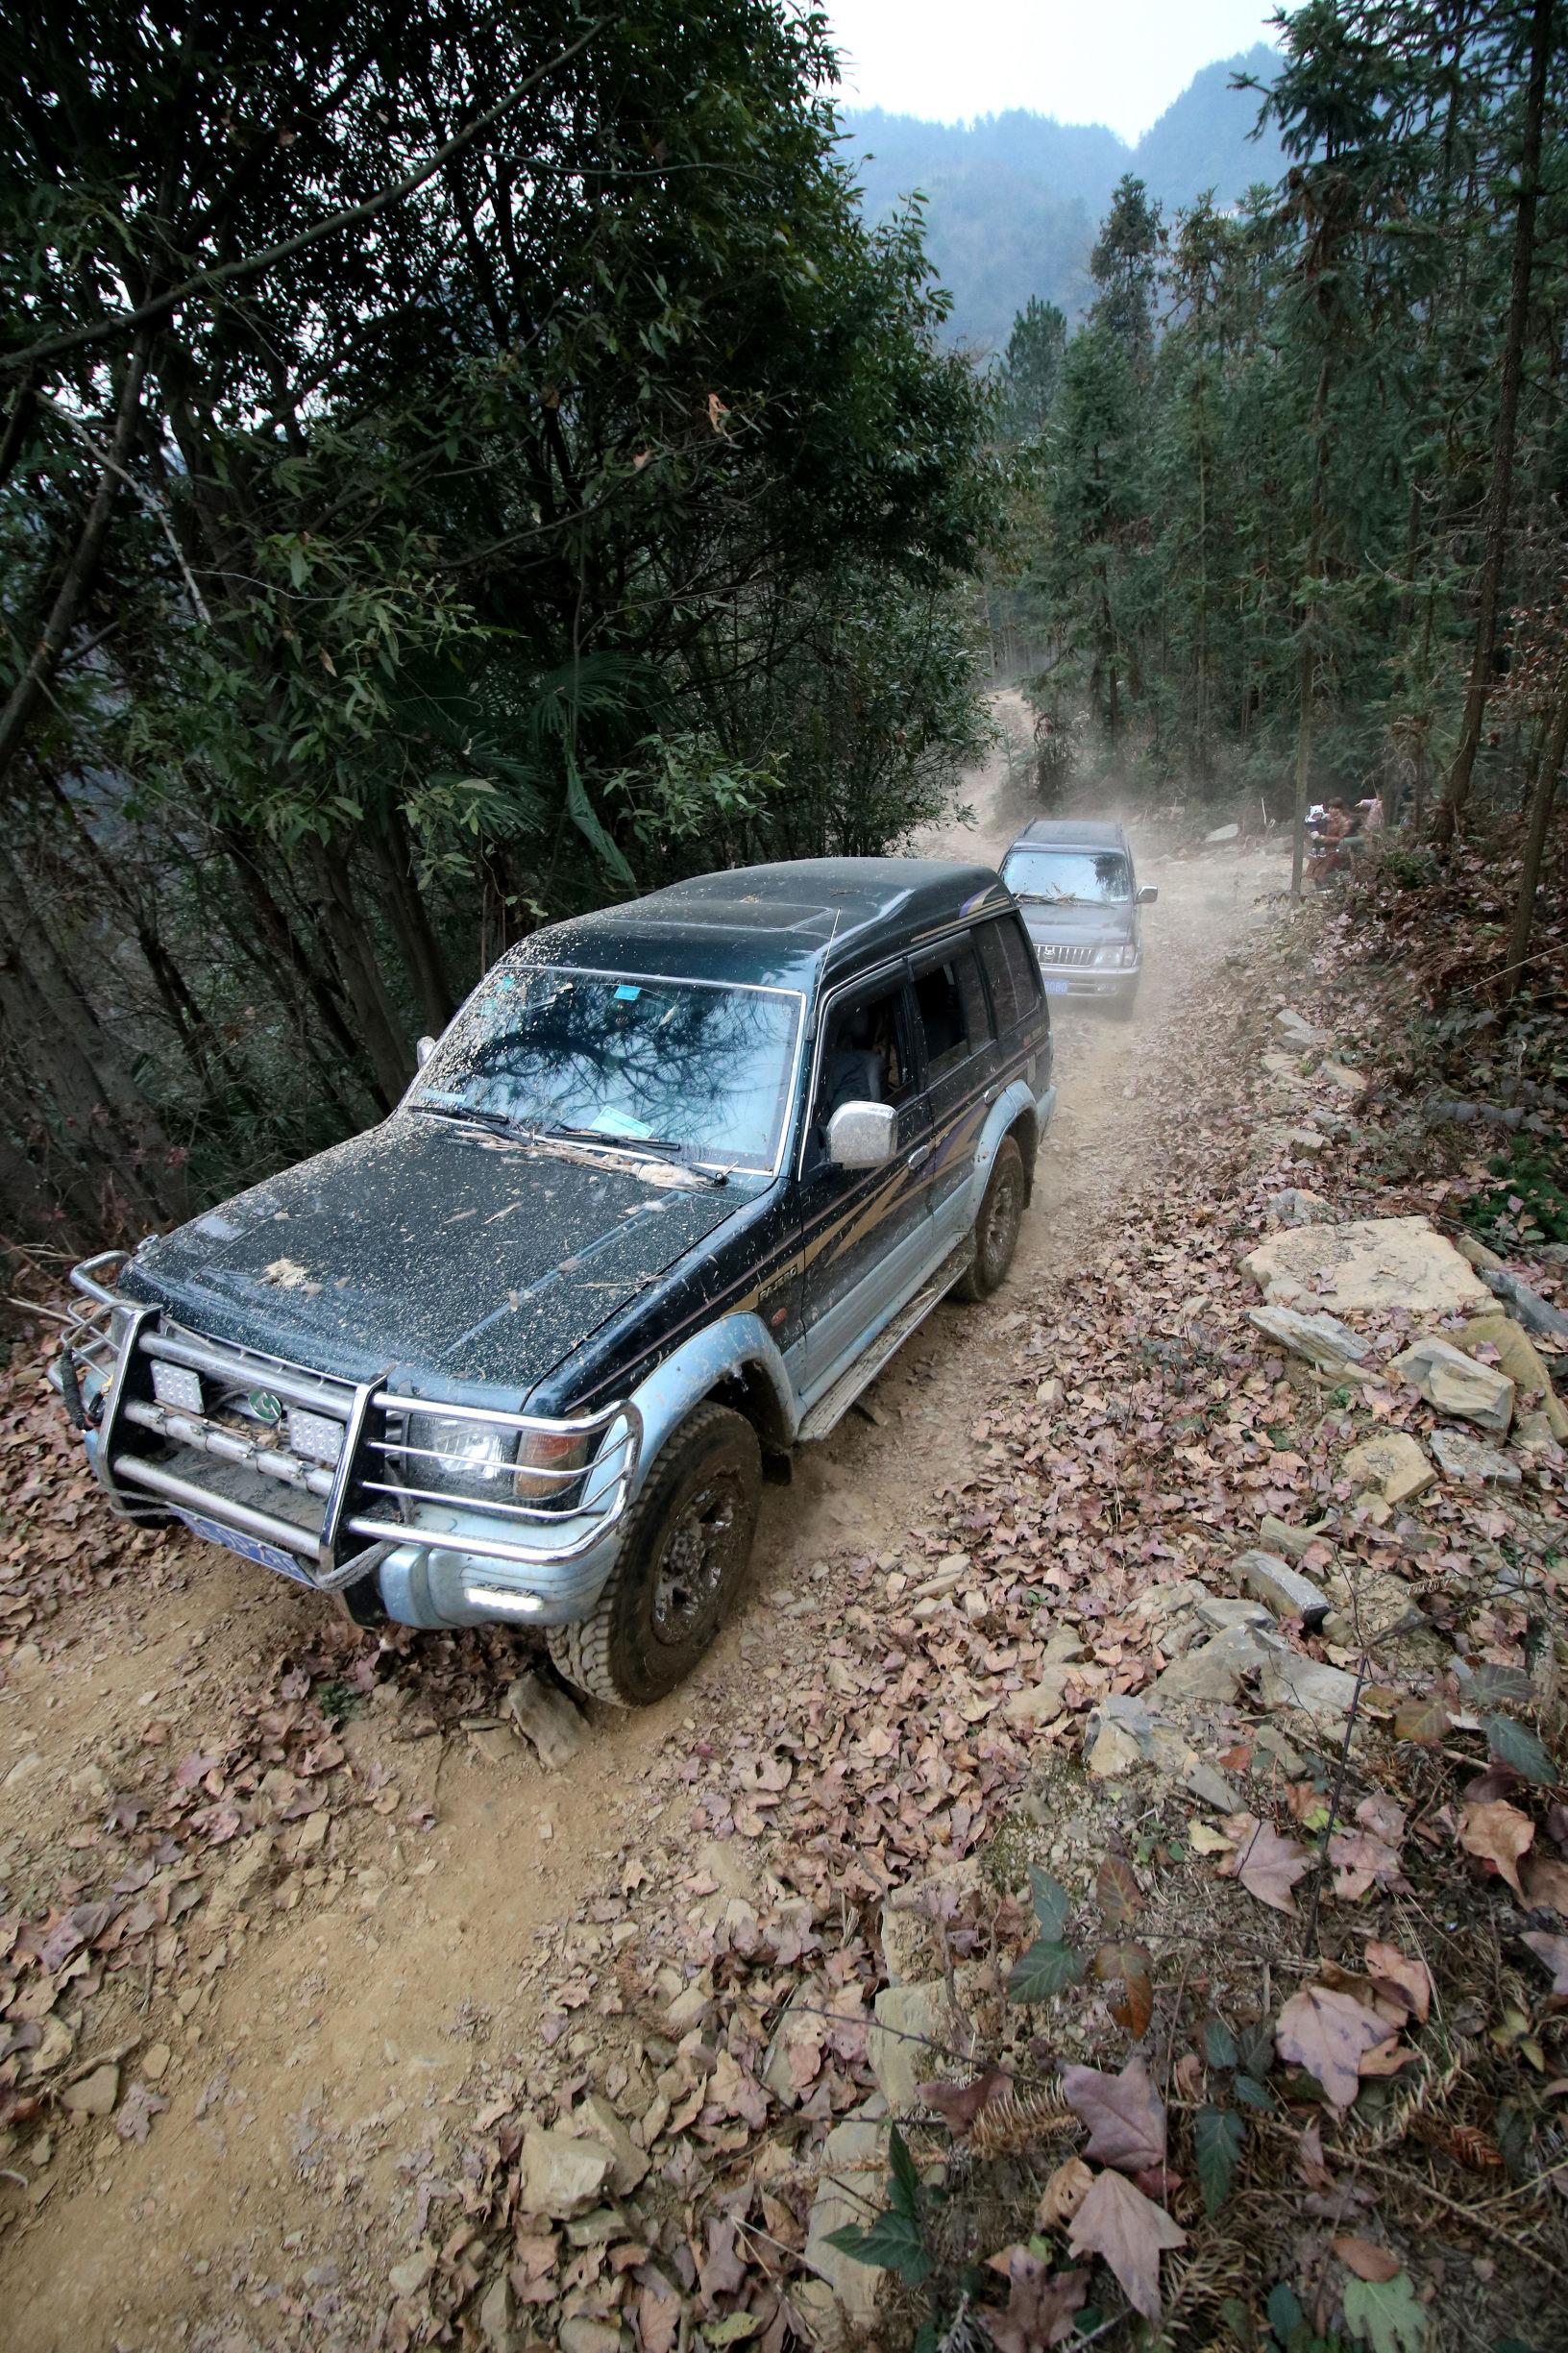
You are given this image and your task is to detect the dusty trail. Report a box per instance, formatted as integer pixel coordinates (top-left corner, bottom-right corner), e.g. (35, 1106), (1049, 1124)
(0, 702), (1277, 2351)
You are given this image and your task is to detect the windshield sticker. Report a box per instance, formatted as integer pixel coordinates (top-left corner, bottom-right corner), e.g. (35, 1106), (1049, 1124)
(614, 983), (642, 1001)
(590, 1106), (653, 1140)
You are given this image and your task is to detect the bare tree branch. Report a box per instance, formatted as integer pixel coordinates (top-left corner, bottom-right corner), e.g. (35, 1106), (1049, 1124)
(0, 21), (606, 376)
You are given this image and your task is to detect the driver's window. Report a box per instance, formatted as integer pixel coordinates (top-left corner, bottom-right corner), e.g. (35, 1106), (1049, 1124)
(810, 980), (914, 1161)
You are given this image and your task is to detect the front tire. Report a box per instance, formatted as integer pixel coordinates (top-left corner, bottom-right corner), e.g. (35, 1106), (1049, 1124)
(547, 1402), (762, 1706)
(954, 1133), (1027, 1302)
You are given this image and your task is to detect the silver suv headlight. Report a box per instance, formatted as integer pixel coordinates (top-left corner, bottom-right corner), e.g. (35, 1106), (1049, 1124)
(1092, 943), (1138, 968)
(404, 1412), (598, 1511)
(405, 1412), (515, 1496)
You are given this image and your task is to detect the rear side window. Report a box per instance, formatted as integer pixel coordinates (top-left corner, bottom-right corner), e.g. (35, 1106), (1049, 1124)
(978, 917), (1041, 1030)
(912, 944), (991, 1083)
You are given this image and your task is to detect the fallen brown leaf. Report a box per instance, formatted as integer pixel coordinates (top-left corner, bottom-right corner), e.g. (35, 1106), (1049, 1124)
(1334, 2235), (1402, 2283)
(979, 2249), (1090, 2351)
(1524, 1854), (1568, 1918)
(1364, 1942), (1432, 2024)
(1091, 1941), (1154, 2040)
(1095, 1854), (1142, 1928)
(1225, 1815), (1312, 1915)
(1037, 2155), (1094, 2231)
(1276, 1984), (1389, 2112)
(1062, 2055), (1165, 2172)
(1521, 1932), (1568, 2007)
(1066, 2167), (1186, 2321)
(1458, 1798), (1535, 1895)
(919, 2068), (1013, 2137)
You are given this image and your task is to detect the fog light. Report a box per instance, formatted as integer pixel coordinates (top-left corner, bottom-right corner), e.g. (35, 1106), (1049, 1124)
(151, 1360), (204, 1413)
(461, 1583), (547, 1617)
(288, 1406), (344, 1466)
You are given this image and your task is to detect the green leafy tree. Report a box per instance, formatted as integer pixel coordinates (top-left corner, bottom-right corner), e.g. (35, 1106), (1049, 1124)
(998, 295), (1067, 439)
(0, 0), (996, 1240)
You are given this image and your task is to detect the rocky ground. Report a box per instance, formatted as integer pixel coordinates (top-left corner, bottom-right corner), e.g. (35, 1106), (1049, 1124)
(3, 726), (1567, 2352)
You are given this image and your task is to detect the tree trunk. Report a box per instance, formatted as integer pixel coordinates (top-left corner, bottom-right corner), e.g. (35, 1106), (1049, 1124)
(0, 848), (184, 1231)
(1502, 671), (1568, 998)
(302, 840), (411, 1105)
(1291, 637), (1315, 900)
(1433, 0), (1553, 846)
(0, 333), (151, 797)
(213, 821), (374, 1085)
(370, 811), (453, 1035)
(1292, 356), (1334, 900)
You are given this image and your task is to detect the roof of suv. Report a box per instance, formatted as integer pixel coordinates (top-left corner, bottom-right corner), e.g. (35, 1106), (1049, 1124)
(1014, 819), (1129, 850)
(529, 858), (1012, 993)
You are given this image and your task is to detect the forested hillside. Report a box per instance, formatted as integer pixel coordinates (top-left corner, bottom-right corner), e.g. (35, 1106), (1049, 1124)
(0, 0), (993, 1259)
(842, 44), (1285, 349)
(992, 0), (1567, 976)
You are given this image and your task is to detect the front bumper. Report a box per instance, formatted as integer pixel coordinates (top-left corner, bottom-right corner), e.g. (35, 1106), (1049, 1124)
(58, 1253), (639, 1630)
(1035, 963), (1139, 1000)
(1026, 930), (1139, 1000)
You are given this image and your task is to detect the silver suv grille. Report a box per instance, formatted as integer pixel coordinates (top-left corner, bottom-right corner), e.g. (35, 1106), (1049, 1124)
(1034, 943), (1096, 968)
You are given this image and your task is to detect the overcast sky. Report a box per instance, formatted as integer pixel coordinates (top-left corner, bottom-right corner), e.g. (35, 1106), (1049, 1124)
(824, 0), (1284, 145)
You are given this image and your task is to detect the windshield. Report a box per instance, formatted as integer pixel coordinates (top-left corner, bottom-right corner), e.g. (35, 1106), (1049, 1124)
(412, 966), (802, 1173)
(1002, 847), (1133, 906)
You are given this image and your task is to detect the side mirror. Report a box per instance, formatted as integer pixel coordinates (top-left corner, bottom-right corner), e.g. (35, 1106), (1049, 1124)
(826, 1101), (897, 1169)
(415, 1035), (437, 1068)
(1138, 886), (1159, 905)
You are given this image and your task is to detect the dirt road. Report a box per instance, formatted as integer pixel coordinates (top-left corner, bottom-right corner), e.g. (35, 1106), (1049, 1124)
(0, 708), (1279, 2350)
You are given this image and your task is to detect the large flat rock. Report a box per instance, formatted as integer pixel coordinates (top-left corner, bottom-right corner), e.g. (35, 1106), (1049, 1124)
(1457, 1312), (1568, 1442)
(1389, 1335), (1515, 1434)
(1243, 1216), (1489, 1314)
(796, 2111), (891, 2346)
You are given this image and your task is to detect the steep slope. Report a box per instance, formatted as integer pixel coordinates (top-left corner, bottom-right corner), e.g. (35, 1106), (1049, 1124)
(841, 42), (1284, 350)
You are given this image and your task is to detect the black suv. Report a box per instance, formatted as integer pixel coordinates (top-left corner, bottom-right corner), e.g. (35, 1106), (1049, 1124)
(58, 860), (1055, 1704)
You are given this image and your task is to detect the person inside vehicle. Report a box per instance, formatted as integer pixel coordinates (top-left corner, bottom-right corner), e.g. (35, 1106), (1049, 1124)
(821, 1006), (885, 1119)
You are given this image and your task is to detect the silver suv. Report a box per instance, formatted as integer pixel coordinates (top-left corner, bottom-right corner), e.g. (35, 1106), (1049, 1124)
(999, 820), (1156, 1017)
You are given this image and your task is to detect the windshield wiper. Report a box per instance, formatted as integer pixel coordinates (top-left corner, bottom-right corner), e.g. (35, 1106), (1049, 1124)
(535, 1125), (730, 1186)
(412, 1101), (522, 1138)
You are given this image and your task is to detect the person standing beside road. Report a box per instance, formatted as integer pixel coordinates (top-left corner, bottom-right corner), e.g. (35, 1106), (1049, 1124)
(1308, 797), (1353, 885)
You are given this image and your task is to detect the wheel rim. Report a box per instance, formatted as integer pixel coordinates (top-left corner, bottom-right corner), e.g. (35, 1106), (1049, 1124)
(984, 1165), (1022, 1275)
(649, 1468), (748, 1647)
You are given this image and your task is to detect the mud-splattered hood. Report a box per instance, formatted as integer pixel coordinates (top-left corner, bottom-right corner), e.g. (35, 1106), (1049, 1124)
(1017, 899), (1137, 949)
(123, 1114), (746, 1396)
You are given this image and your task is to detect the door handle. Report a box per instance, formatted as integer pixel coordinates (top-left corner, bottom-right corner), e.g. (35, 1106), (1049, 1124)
(906, 1143), (931, 1169)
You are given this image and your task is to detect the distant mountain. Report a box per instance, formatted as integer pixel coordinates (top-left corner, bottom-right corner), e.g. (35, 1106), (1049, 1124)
(839, 43), (1285, 352)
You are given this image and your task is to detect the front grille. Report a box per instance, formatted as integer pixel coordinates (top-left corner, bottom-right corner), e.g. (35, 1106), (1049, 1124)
(66, 1268), (640, 1590)
(1034, 943), (1097, 968)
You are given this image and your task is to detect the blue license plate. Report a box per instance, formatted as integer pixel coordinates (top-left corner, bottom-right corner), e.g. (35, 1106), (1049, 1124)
(1041, 976), (1073, 995)
(174, 1507), (317, 1585)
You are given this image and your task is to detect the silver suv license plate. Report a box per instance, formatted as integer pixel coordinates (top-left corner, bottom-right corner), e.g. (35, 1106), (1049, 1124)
(174, 1507), (316, 1585)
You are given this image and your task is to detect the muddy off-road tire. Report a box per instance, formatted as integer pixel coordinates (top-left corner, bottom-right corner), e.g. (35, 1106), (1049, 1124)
(954, 1132), (1027, 1303)
(547, 1402), (762, 1706)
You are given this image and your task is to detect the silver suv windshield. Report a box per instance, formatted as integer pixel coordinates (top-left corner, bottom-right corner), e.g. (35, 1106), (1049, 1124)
(412, 967), (803, 1173)
(1002, 847), (1133, 907)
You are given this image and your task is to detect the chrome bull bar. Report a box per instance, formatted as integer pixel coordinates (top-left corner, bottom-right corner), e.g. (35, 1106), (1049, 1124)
(62, 1258), (641, 1594)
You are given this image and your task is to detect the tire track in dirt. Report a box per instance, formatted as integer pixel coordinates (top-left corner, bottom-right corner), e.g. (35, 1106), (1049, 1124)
(0, 714), (1278, 2350)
